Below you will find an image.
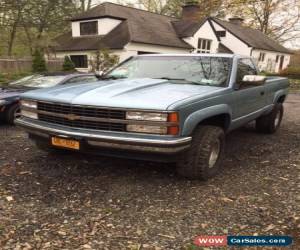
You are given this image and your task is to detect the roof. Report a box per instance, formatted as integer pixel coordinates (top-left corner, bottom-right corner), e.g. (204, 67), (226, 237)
(172, 19), (205, 38)
(211, 18), (292, 54)
(218, 43), (234, 54)
(55, 2), (192, 51)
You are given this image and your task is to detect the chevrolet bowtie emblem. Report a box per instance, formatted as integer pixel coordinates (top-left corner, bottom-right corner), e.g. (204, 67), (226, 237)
(66, 114), (79, 121)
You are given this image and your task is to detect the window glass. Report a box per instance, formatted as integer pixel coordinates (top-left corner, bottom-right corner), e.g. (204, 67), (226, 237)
(80, 21), (98, 36)
(9, 75), (65, 88)
(236, 59), (257, 85)
(70, 55), (88, 68)
(107, 56), (232, 87)
(197, 39), (212, 53)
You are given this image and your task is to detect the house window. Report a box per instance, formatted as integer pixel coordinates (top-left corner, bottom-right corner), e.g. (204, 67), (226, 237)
(258, 52), (266, 62)
(216, 31), (226, 38)
(70, 55), (88, 68)
(276, 55), (280, 63)
(197, 39), (212, 53)
(80, 21), (98, 36)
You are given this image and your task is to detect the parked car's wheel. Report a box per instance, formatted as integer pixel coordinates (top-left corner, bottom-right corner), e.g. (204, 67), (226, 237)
(256, 103), (283, 134)
(176, 125), (225, 180)
(5, 103), (21, 125)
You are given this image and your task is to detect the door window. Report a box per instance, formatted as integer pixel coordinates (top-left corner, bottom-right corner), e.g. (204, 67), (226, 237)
(236, 59), (258, 87)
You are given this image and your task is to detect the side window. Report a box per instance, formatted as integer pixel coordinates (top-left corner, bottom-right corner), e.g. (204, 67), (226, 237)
(236, 59), (257, 85)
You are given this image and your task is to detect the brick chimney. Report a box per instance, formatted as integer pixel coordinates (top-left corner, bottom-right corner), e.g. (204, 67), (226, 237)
(181, 1), (201, 22)
(228, 17), (244, 25)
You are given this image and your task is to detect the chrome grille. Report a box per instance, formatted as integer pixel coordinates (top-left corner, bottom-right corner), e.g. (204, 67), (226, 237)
(37, 102), (125, 119)
(37, 102), (126, 132)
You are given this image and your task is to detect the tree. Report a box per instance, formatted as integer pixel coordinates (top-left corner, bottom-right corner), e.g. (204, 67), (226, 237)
(62, 56), (76, 71)
(128, 0), (224, 18)
(225, 0), (300, 43)
(90, 48), (119, 73)
(32, 49), (47, 72)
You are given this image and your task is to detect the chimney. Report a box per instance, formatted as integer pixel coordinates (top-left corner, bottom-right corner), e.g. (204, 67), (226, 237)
(181, 1), (201, 22)
(228, 17), (244, 25)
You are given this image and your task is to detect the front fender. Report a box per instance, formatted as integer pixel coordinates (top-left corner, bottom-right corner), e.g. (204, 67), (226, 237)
(182, 104), (232, 136)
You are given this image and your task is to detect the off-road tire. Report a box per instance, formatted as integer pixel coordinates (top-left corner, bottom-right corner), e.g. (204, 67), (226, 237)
(5, 103), (20, 125)
(256, 103), (283, 134)
(176, 125), (225, 180)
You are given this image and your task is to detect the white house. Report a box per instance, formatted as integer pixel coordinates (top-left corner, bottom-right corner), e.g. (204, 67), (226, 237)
(52, 2), (292, 73)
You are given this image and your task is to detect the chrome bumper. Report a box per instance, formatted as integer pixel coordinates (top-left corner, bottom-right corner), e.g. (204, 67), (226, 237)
(16, 118), (192, 154)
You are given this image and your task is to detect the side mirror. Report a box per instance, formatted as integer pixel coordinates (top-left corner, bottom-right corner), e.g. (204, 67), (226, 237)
(242, 75), (266, 85)
(235, 75), (266, 90)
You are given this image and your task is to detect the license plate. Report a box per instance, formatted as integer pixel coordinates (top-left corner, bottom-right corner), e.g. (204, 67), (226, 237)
(51, 137), (80, 150)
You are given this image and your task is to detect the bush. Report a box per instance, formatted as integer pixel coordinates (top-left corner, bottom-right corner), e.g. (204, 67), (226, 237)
(32, 49), (47, 73)
(62, 56), (76, 71)
(279, 66), (300, 79)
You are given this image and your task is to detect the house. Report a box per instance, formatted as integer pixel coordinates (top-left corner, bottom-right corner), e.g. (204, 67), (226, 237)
(52, 2), (292, 73)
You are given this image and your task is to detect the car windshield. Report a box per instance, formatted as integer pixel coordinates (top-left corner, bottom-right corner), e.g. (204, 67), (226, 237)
(9, 75), (66, 88)
(106, 56), (232, 87)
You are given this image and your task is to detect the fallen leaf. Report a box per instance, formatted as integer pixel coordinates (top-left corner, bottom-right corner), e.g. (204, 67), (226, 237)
(6, 196), (13, 202)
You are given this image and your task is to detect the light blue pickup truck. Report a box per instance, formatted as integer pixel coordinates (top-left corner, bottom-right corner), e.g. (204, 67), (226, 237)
(17, 54), (289, 180)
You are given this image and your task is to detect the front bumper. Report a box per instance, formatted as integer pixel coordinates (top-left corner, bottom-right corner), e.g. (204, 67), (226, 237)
(16, 118), (192, 156)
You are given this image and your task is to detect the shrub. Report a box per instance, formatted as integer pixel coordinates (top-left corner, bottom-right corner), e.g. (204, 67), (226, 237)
(32, 49), (47, 73)
(62, 56), (76, 71)
(279, 66), (300, 79)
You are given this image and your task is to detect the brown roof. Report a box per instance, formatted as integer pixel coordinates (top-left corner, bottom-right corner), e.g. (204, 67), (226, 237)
(212, 18), (292, 54)
(55, 2), (192, 51)
(172, 19), (205, 38)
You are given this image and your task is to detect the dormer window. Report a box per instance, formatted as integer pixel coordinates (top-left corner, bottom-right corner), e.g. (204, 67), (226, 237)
(80, 21), (98, 36)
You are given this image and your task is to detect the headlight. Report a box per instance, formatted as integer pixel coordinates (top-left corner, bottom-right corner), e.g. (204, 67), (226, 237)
(126, 111), (168, 122)
(21, 110), (38, 119)
(126, 111), (179, 135)
(127, 124), (168, 134)
(0, 100), (7, 106)
(126, 111), (179, 122)
(20, 100), (37, 109)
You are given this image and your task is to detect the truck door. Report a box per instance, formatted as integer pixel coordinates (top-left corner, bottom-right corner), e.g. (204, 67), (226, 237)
(231, 58), (267, 121)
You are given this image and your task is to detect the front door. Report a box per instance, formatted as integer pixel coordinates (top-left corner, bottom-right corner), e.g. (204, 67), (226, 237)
(231, 59), (267, 123)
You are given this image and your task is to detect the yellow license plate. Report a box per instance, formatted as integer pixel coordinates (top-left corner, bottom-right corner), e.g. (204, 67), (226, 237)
(51, 137), (80, 150)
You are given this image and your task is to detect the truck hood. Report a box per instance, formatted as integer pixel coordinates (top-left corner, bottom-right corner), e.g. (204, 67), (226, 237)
(0, 87), (27, 100)
(21, 78), (222, 110)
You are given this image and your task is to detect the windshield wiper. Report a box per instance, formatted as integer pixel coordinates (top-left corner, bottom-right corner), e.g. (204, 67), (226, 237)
(98, 75), (127, 80)
(154, 77), (208, 86)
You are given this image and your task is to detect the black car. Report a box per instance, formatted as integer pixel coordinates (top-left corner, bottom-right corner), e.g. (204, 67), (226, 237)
(0, 72), (99, 124)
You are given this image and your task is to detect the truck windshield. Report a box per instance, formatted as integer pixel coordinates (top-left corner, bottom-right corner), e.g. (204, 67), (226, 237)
(107, 56), (232, 87)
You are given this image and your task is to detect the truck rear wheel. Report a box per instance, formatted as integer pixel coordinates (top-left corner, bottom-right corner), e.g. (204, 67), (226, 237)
(176, 125), (225, 180)
(256, 103), (283, 134)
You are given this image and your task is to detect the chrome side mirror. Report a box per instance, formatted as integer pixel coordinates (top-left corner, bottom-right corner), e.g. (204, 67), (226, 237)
(242, 75), (266, 85)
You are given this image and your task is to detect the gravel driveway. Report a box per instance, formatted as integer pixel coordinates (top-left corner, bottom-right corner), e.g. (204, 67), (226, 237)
(0, 94), (299, 250)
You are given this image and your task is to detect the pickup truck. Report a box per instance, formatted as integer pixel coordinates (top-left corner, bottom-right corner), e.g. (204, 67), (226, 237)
(16, 54), (289, 180)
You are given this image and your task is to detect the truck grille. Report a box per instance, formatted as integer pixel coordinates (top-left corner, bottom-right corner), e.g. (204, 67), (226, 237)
(37, 102), (126, 132)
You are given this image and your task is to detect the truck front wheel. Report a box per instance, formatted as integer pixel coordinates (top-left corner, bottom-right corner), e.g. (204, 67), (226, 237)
(256, 103), (283, 134)
(176, 125), (225, 180)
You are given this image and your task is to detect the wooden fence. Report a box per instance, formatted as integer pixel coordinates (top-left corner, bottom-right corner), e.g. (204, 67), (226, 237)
(0, 57), (63, 73)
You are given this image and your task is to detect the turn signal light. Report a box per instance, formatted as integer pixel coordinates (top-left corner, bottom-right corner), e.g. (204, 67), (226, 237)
(168, 126), (179, 135)
(168, 112), (179, 123)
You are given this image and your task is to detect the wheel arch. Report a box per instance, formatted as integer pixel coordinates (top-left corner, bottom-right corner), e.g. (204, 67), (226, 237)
(182, 105), (232, 136)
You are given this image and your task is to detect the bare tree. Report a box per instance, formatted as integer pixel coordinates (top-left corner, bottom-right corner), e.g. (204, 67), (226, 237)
(225, 0), (300, 43)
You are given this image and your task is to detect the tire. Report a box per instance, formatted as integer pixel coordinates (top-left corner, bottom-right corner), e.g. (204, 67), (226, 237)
(176, 125), (225, 180)
(5, 103), (21, 125)
(256, 103), (283, 134)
